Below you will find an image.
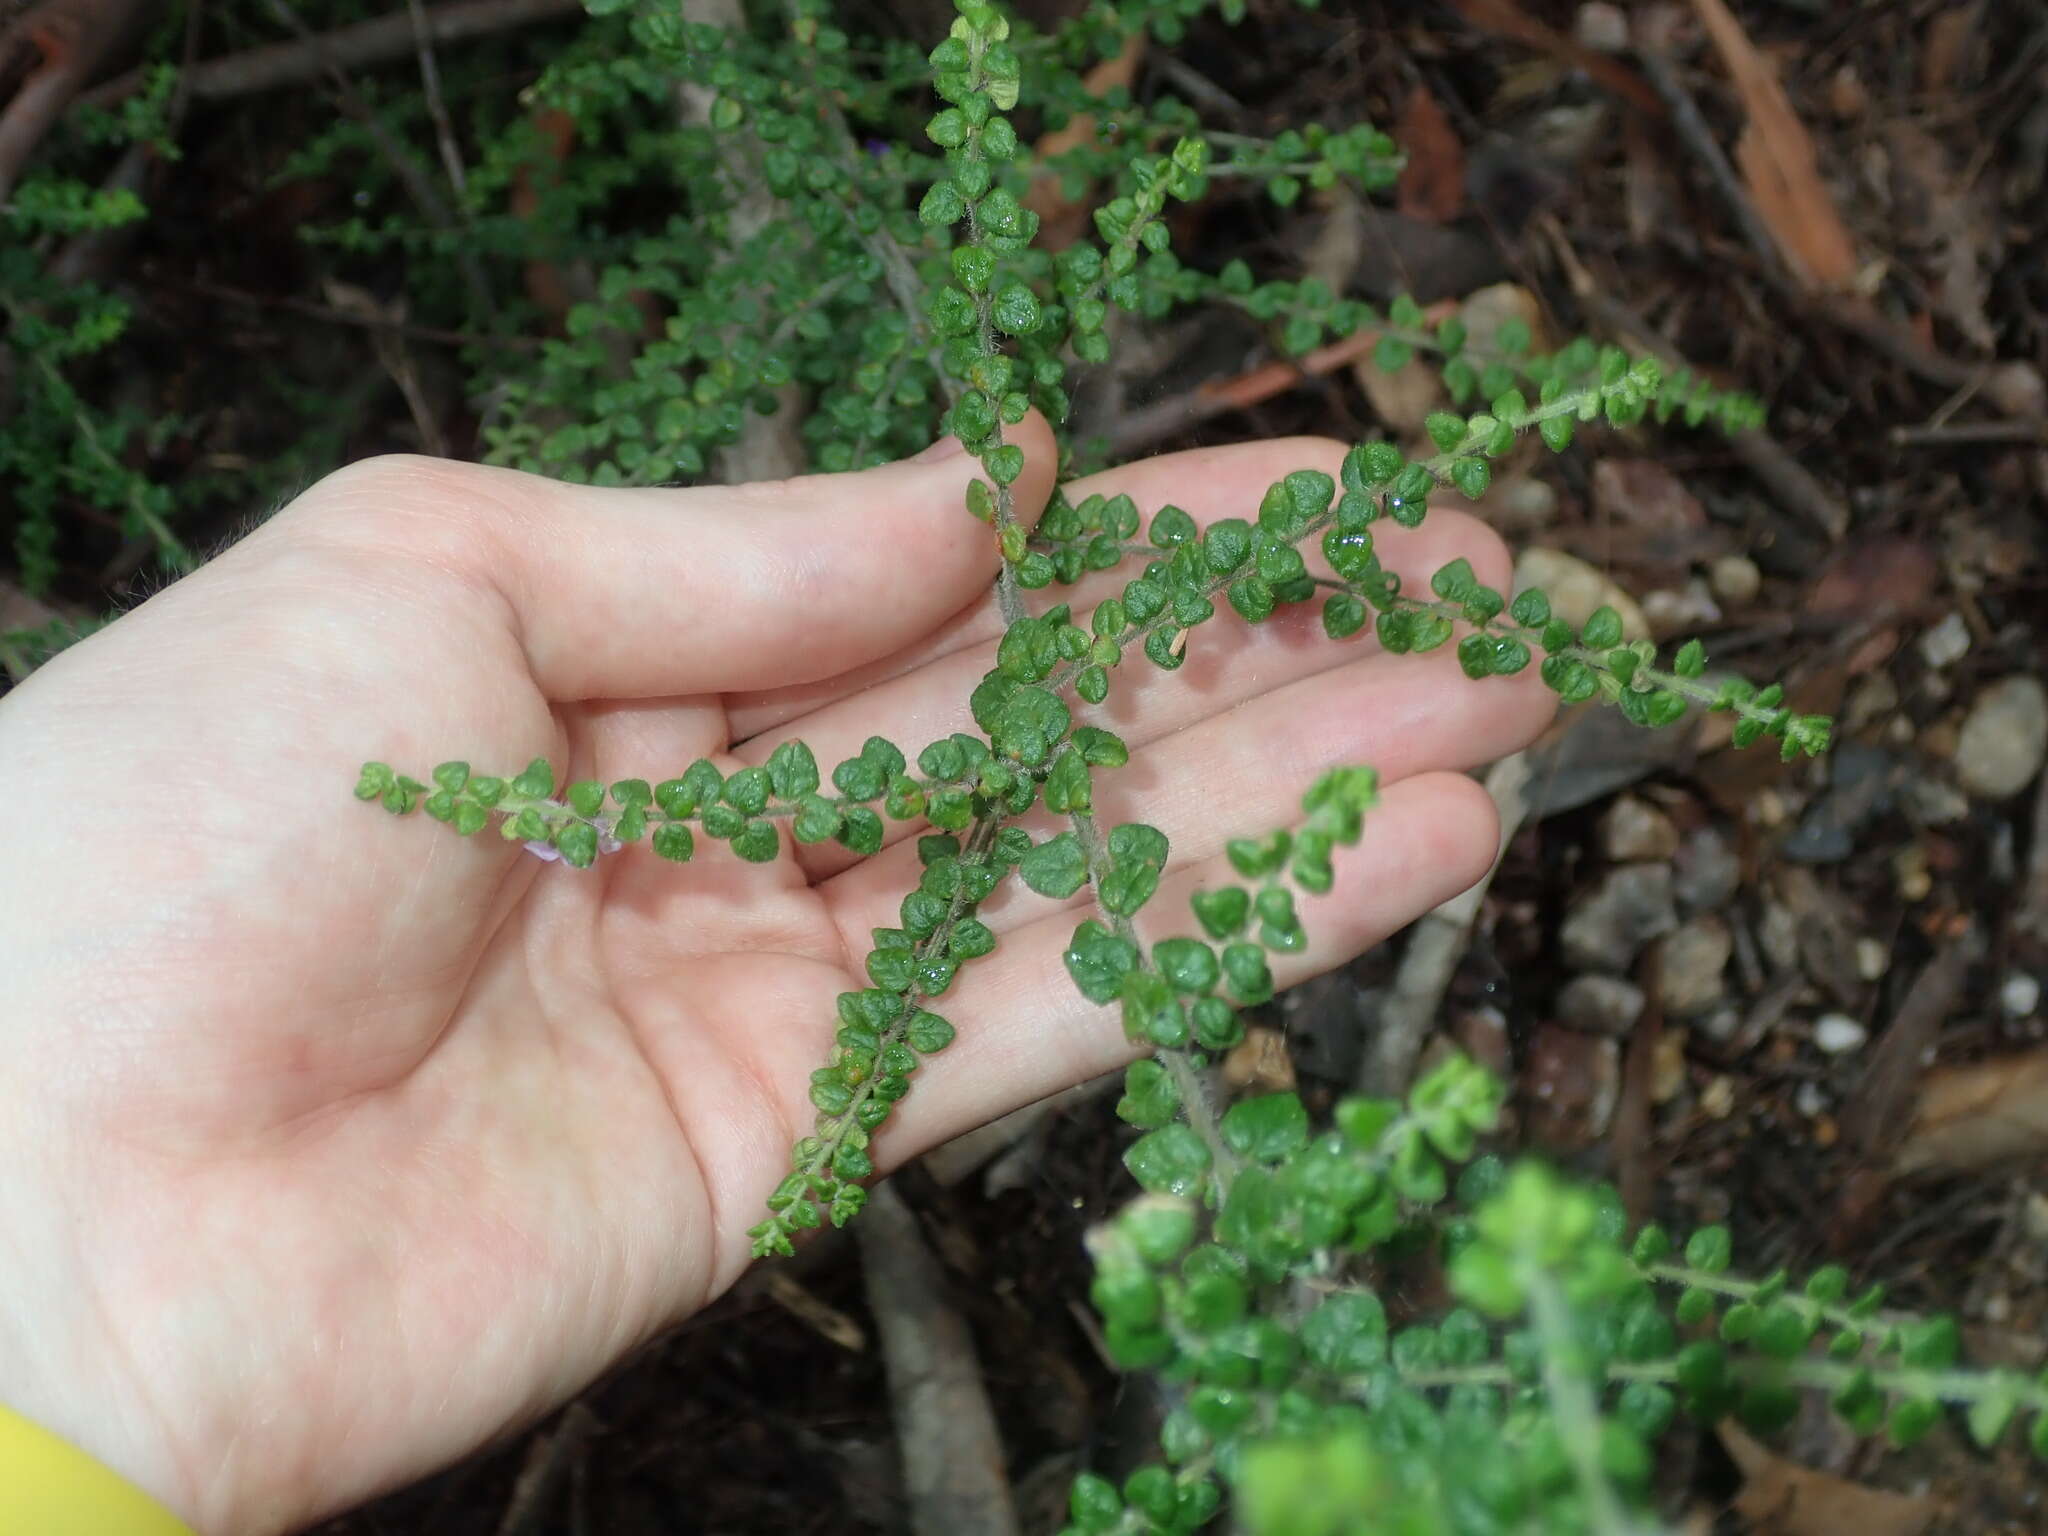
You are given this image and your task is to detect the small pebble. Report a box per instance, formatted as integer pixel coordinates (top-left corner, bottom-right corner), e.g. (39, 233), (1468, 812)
(1574, 1), (1628, 52)
(1917, 612), (1972, 670)
(2003, 971), (2041, 1019)
(1697, 1004), (1743, 1045)
(1701, 1075), (1737, 1118)
(1844, 673), (1899, 733)
(1642, 580), (1721, 640)
(1708, 554), (1761, 605)
(1956, 675), (2048, 800)
(1794, 1081), (1829, 1118)
(1758, 901), (1801, 973)
(1657, 916), (1733, 1019)
(1561, 863), (1678, 973)
(2023, 1192), (2048, 1244)
(1893, 844), (1933, 902)
(1492, 476), (1559, 531)
(1814, 1013), (1868, 1054)
(1652, 1030), (1687, 1104)
(1557, 974), (1646, 1036)
(1854, 937), (1890, 982)
(1752, 789), (1790, 829)
(1600, 795), (1679, 863)
(1901, 778), (1970, 826)
(1672, 827), (1741, 913)
(1827, 64), (1868, 120)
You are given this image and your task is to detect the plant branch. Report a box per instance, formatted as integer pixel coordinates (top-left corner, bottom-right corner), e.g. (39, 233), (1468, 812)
(1067, 805), (1239, 1194)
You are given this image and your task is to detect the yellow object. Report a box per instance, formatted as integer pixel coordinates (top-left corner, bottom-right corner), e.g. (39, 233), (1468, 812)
(0, 1403), (198, 1535)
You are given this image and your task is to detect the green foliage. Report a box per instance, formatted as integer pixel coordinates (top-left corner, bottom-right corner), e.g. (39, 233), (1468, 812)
(340, 1), (2046, 1529)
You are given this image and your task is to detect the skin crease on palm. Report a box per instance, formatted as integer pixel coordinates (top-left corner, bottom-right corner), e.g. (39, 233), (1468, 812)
(0, 414), (1554, 1536)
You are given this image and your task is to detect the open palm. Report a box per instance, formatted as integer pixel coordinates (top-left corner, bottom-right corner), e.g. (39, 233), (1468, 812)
(0, 423), (1552, 1535)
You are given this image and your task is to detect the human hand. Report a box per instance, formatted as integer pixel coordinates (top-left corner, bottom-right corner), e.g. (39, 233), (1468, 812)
(0, 421), (1552, 1534)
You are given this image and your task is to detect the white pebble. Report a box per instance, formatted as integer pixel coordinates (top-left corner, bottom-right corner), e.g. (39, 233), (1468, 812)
(1794, 1082), (1829, 1117)
(2002, 972), (2041, 1019)
(1709, 554), (1761, 605)
(1917, 612), (1971, 670)
(1574, 1), (1628, 52)
(1854, 937), (1890, 981)
(1814, 1013), (1868, 1054)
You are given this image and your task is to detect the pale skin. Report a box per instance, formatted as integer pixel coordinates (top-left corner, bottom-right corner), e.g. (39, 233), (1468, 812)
(0, 417), (1553, 1535)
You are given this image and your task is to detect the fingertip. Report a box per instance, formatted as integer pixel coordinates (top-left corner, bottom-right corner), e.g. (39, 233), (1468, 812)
(1403, 769), (1506, 897)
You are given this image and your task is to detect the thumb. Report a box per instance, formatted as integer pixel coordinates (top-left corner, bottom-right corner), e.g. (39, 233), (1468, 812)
(316, 412), (1059, 702)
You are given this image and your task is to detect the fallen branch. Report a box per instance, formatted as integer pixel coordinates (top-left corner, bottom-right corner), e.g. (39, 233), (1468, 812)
(1443, 0), (1665, 119)
(1636, 45), (1789, 286)
(1356, 751), (1532, 1095)
(79, 0), (580, 110)
(1108, 298), (1457, 458)
(858, 1181), (1019, 1536)
(1686, 0), (1858, 290)
(0, 0), (148, 201)
(184, 279), (539, 349)
(492, 1402), (599, 1536)
(1562, 271), (1849, 541)
(1633, 28), (2044, 426)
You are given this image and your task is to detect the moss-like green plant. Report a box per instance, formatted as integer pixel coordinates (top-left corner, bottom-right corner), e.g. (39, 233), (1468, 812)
(356, 0), (2044, 1529)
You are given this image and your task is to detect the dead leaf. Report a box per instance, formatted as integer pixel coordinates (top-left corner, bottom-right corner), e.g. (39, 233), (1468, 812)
(1895, 1048), (2048, 1176)
(1396, 85), (1466, 223)
(1623, 112), (1674, 245)
(1803, 535), (1935, 674)
(1223, 1026), (1297, 1095)
(1592, 458), (1706, 533)
(1920, 5), (1980, 96)
(1443, 0), (1665, 117)
(1523, 1024), (1619, 1149)
(1352, 348), (1446, 438)
(1884, 121), (1997, 352)
(1719, 1423), (1941, 1536)
(1842, 927), (1973, 1158)
(1689, 0), (1858, 290)
(761, 1268), (867, 1352)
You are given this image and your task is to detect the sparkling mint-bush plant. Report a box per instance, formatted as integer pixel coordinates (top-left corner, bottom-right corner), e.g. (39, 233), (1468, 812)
(358, 1), (2045, 1529)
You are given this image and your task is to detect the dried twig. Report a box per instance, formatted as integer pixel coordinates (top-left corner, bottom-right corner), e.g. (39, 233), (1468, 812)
(0, 0), (147, 200)
(405, 0), (467, 198)
(80, 0), (580, 109)
(1108, 298), (1458, 458)
(677, 0), (805, 483)
(858, 1181), (1020, 1536)
(1635, 47), (1789, 285)
(2018, 762), (2048, 950)
(47, 0), (201, 288)
(1560, 271), (1849, 541)
(1841, 924), (1976, 1161)
(1614, 940), (1664, 1228)
(1442, 0), (1665, 118)
(492, 1402), (599, 1536)
(258, 0), (493, 322)
(1356, 752), (1532, 1095)
(1889, 419), (2048, 449)
(1685, 0), (1858, 290)
(185, 278), (539, 349)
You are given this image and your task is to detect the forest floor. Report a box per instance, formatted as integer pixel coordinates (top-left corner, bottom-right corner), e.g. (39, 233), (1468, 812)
(8, 0), (2046, 1531)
